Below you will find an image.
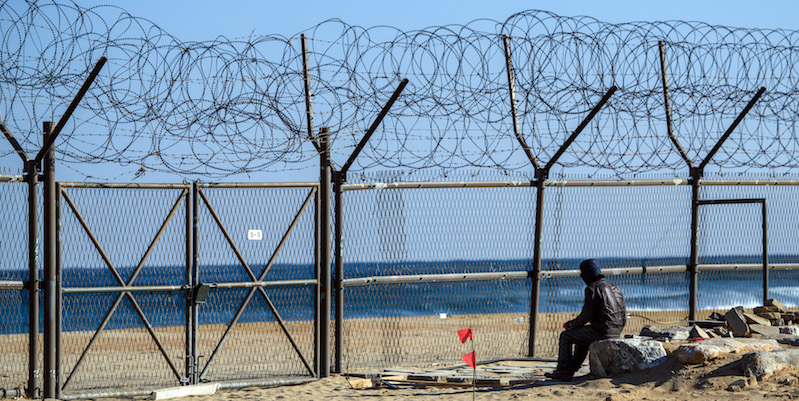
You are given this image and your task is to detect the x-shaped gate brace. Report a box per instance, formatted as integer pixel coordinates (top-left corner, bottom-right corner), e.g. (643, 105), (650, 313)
(196, 186), (318, 379)
(60, 187), (190, 390)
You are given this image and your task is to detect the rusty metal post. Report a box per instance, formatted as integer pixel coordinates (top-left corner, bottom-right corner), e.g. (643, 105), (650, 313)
(184, 182), (195, 384)
(528, 168), (546, 357)
(42, 122), (57, 399)
(761, 200), (769, 304)
(26, 150), (39, 399)
(688, 168), (701, 322)
(318, 128), (331, 378)
(332, 172), (343, 373)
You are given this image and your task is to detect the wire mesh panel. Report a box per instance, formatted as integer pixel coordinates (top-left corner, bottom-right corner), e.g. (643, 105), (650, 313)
(697, 181), (799, 313)
(341, 175), (536, 371)
(195, 185), (317, 384)
(59, 185), (189, 396)
(537, 182), (691, 357)
(0, 179), (31, 393)
(343, 279), (531, 371)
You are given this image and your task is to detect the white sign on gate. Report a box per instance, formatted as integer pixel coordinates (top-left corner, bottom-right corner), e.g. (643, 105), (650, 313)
(247, 229), (263, 241)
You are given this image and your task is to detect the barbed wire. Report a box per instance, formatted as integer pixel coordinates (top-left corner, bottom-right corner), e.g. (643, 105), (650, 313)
(1, 0), (798, 179)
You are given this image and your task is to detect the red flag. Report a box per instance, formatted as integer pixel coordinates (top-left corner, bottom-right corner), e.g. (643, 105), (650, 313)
(457, 328), (473, 343)
(462, 351), (476, 369)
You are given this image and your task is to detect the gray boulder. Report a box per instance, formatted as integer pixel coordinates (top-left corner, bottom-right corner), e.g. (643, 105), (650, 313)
(589, 338), (667, 377)
(741, 349), (799, 379)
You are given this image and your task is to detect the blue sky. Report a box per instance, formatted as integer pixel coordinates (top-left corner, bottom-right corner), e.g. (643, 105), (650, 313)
(101, 0), (798, 39)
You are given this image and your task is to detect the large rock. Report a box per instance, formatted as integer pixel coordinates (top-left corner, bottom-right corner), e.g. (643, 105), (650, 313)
(674, 338), (779, 364)
(726, 308), (750, 337)
(589, 338), (667, 377)
(639, 325), (691, 340)
(741, 349), (799, 379)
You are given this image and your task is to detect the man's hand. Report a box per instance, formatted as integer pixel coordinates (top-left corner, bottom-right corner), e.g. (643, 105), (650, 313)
(562, 321), (573, 330)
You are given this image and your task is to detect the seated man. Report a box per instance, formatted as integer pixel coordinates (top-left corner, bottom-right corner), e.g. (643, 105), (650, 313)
(546, 259), (626, 381)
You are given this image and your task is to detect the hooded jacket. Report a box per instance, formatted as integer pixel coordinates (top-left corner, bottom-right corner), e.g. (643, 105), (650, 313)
(567, 259), (627, 337)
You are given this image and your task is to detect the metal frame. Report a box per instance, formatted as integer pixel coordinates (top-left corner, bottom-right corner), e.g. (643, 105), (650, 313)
(59, 185), (190, 392)
(194, 184), (318, 381)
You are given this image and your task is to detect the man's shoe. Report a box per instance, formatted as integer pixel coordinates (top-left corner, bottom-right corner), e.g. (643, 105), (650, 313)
(546, 370), (573, 382)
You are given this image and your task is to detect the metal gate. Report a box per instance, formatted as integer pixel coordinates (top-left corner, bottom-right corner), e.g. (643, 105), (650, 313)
(193, 182), (319, 386)
(58, 183), (191, 398)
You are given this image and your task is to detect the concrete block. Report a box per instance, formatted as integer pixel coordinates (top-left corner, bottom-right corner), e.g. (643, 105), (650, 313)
(674, 338), (779, 364)
(750, 324), (780, 337)
(744, 313), (771, 326)
(713, 326), (729, 337)
(766, 299), (787, 313)
(725, 308), (750, 337)
(779, 326), (799, 336)
(708, 312), (725, 321)
(741, 349), (799, 379)
(770, 319), (785, 327)
(781, 313), (795, 322)
(639, 325), (691, 340)
(756, 312), (782, 320)
(589, 338), (667, 377)
(754, 306), (780, 314)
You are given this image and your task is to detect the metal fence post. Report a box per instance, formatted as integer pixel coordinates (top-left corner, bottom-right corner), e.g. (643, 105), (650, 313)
(528, 168), (546, 357)
(191, 182), (200, 384)
(318, 128), (331, 378)
(42, 122), (58, 399)
(333, 172), (343, 373)
(184, 182), (195, 384)
(688, 168), (701, 322)
(26, 153), (40, 400)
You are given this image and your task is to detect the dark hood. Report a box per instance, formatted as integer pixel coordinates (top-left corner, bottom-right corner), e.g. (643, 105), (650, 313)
(579, 259), (602, 284)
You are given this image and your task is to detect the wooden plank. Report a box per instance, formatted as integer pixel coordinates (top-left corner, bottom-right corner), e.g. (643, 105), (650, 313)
(151, 383), (220, 400)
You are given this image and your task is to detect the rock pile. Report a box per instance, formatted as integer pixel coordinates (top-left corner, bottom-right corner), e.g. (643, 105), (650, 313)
(710, 299), (799, 338)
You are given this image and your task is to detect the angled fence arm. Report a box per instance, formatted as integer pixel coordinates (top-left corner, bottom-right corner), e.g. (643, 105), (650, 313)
(545, 85), (617, 171)
(0, 118), (30, 164)
(302, 34), (321, 153)
(699, 87), (766, 170)
(340, 78), (409, 176)
(34, 57), (106, 164)
(658, 41), (694, 169)
(502, 35), (540, 169)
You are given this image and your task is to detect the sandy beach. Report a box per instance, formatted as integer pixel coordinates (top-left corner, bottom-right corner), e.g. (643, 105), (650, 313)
(4, 309), (797, 400)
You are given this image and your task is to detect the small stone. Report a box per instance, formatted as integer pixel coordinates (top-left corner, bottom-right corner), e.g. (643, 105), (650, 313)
(728, 378), (748, 391)
(766, 299), (787, 313)
(689, 325), (710, 339)
(781, 313), (795, 321)
(769, 319), (785, 327)
(713, 326), (729, 337)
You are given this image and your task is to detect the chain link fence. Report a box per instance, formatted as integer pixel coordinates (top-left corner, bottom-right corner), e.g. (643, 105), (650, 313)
(2, 174), (799, 397)
(0, 176), (33, 395)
